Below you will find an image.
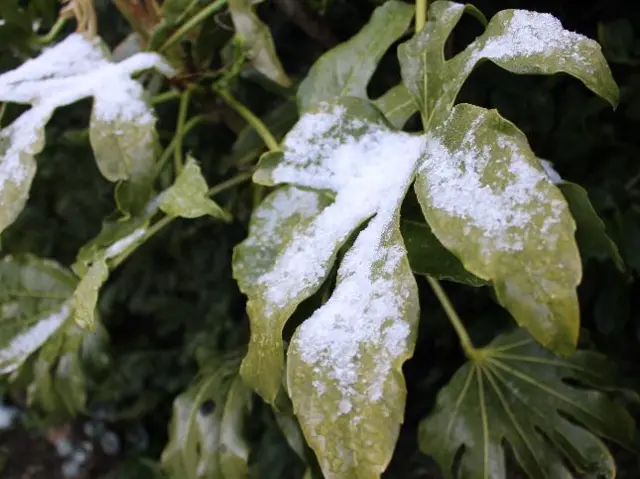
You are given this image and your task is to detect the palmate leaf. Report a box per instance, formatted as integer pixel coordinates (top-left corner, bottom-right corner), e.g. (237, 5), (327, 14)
(234, 97), (423, 478)
(296, 0), (414, 112)
(228, 0), (291, 87)
(397, 1), (619, 354)
(161, 363), (252, 479)
(420, 328), (636, 479)
(0, 33), (174, 232)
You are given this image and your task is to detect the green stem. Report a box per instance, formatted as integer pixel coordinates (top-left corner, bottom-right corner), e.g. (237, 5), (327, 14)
(156, 114), (207, 180)
(415, 0), (427, 32)
(426, 277), (477, 359)
(35, 16), (68, 45)
(151, 89), (181, 105)
(218, 90), (280, 152)
(159, 0), (228, 53)
(174, 88), (194, 175)
(111, 170), (253, 269)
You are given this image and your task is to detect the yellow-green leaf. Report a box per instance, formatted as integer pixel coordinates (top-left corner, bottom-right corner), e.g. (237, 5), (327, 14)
(373, 83), (417, 129)
(399, 3), (617, 126)
(71, 259), (108, 331)
(416, 104), (581, 354)
(420, 328), (636, 479)
(233, 186), (331, 402)
(160, 157), (231, 221)
(297, 0), (414, 112)
(237, 97), (424, 477)
(0, 33), (174, 232)
(228, 0), (291, 87)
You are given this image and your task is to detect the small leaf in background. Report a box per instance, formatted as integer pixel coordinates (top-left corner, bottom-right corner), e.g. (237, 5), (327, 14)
(238, 97), (424, 477)
(160, 156), (231, 221)
(296, 0), (414, 112)
(0, 255), (76, 374)
(161, 364), (251, 479)
(416, 104), (581, 354)
(558, 182), (624, 270)
(398, 3), (618, 126)
(228, 0), (291, 87)
(419, 328), (636, 479)
(0, 33), (175, 232)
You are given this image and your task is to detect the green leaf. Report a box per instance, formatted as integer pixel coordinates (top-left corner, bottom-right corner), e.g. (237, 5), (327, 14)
(401, 218), (486, 286)
(558, 182), (624, 271)
(373, 84), (417, 129)
(233, 185), (332, 401)
(296, 0), (414, 112)
(159, 157), (231, 221)
(398, 2), (618, 126)
(161, 365), (251, 479)
(0, 33), (174, 233)
(71, 259), (108, 330)
(236, 97), (424, 477)
(228, 0), (291, 87)
(0, 255), (76, 374)
(419, 328), (636, 479)
(416, 104), (581, 354)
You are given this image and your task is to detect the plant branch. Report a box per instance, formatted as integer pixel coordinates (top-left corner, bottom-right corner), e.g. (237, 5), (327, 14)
(159, 0), (228, 53)
(174, 88), (194, 175)
(151, 89), (181, 105)
(155, 114), (207, 180)
(35, 17), (69, 44)
(426, 277), (477, 359)
(218, 90), (280, 152)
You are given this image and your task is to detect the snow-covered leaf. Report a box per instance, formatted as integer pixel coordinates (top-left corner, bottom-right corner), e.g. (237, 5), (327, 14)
(420, 328), (636, 479)
(0, 33), (175, 232)
(297, 0), (414, 112)
(398, 2), (618, 126)
(233, 185), (331, 401)
(417, 104), (581, 354)
(160, 157), (231, 221)
(235, 97), (423, 477)
(228, 0), (291, 87)
(0, 255), (76, 374)
(161, 364), (252, 479)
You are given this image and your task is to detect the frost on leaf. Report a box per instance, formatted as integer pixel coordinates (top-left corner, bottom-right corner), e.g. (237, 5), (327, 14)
(398, 2), (618, 127)
(234, 97), (423, 478)
(0, 33), (175, 233)
(416, 104), (581, 354)
(159, 156), (231, 221)
(0, 255), (76, 374)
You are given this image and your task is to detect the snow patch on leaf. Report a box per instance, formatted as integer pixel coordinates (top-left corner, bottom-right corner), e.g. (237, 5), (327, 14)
(0, 303), (71, 374)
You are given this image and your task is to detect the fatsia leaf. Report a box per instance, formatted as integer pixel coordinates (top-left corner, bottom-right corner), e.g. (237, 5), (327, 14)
(0, 33), (175, 232)
(237, 97), (424, 477)
(161, 367), (252, 479)
(398, 2), (617, 127)
(233, 185), (332, 401)
(228, 0), (291, 87)
(0, 255), (76, 374)
(297, 0), (414, 112)
(420, 328), (636, 479)
(417, 104), (581, 354)
(159, 157), (231, 221)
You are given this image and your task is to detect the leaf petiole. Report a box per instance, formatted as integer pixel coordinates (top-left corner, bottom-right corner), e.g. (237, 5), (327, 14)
(426, 277), (478, 359)
(158, 0), (228, 53)
(415, 0), (428, 32)
(174, 88), (194, 176)
(35, 16), (69, 45)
